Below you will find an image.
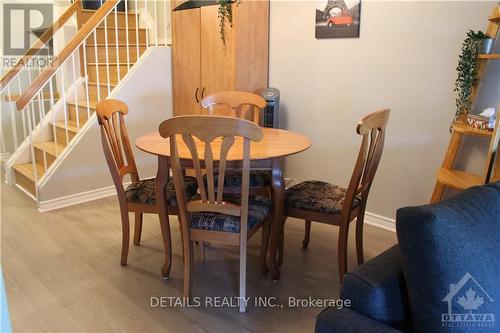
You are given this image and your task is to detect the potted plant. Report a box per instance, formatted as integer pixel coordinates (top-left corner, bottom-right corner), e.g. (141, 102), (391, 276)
(218, 0), (240, 46)
(453, 30), (487, 123)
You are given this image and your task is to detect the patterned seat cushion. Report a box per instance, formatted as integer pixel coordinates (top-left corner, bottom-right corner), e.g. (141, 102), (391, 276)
(203, 170), (271, 188)
(285, 180), (362, 214)
(125, 177), (198, 206)
(190, 194), (272, 233)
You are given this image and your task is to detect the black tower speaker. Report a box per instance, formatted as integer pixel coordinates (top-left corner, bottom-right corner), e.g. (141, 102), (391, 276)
(256, 87), (280, 128)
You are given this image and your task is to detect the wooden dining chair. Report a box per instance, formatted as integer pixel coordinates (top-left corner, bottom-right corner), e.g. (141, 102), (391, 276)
(159, 115), (272, 313)
(281, 109), (391, 282)
(200, 91), (271, 194)
(96, 99), (198, 276)
(200, 90), (267, 124)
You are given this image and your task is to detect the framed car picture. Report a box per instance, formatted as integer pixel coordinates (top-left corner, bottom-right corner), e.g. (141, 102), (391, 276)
(315, 0), (361, 38)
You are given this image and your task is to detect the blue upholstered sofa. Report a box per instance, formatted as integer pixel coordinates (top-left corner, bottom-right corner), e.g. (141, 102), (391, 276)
(315, 182), (500, 333)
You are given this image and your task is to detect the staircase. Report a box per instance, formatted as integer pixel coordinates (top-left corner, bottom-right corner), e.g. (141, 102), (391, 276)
(1, 0), (169, 200)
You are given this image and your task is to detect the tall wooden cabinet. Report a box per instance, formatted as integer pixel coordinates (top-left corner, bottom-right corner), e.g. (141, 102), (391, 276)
(171, 0), (269, 115)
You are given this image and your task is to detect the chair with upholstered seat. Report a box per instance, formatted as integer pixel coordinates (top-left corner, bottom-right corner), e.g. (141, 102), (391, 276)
(281, 109), (391, 282)
(200, 91), (271, 195)
(96, 99), (198, 276)
(159, 115), (272, 313)
(200, 90), (266, 123)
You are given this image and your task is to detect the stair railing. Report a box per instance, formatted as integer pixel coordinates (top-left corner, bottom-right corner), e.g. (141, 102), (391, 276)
(0, 0), (80, 157)
(3, 0), (170, 198)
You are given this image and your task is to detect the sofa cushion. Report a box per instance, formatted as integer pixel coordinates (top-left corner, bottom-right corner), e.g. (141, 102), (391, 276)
(341, 245), (410, 331)
(285, 180), (362, 214)
(316, 307), (404, 333)
(125, 177), (198, 206)
(190, 195), (272, 233)
(396, 182), (500, 333)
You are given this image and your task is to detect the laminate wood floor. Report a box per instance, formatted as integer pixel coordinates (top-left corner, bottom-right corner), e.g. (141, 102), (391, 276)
(1, 182), (397, 333)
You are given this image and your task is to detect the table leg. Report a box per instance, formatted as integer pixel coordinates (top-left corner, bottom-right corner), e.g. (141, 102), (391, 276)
(156, 156), (172, 279)
(270, 157), (285, 281)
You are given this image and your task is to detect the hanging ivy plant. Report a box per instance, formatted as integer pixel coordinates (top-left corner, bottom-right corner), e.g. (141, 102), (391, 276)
(218, 0), (240, 47)
(453, 30), (486, 123)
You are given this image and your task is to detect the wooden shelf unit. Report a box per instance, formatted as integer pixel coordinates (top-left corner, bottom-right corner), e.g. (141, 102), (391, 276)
(436, 168), (483, 190)
(452, 121), (494, 137)
(489, 13), (500, 23)
(431, 5), (500, 203)
(479, 54), (500, 59)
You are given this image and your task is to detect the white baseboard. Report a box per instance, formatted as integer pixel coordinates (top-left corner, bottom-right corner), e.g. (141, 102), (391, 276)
(364, 212), (396, 232)
(38, 185), (120, 212)
(38, 184), (397, 233)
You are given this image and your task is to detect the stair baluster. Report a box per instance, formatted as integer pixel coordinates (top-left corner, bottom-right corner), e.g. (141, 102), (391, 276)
(135, 0), (140, 59)
(28, 103), (39, 197)
(103, 14), (112, 95)
(71, 53), (81, 131)
(36, 89), (43, 124)
(38, 90), (49, 174)
(7, 85), (18, 149)
(114, 6), (121, 82)
(18, 76), (28, 139)
(82, 40), (91, 120)
(154, 0), (159, 46)
(3, 0), (170, 199)
(124, 0), (131, 70)
(60, 64), (70, 145)
(92, 31), (101, 101)
(49, 79), (58, 155)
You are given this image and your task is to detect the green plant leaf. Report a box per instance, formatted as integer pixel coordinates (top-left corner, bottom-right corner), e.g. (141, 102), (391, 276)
(452, 30), (485, 127)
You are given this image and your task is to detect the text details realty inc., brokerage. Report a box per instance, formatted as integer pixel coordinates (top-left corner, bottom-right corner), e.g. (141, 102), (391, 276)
(150, 296), (351, 309)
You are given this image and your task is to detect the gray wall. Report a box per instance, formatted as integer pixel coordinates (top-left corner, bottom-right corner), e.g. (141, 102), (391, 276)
(39, 47), (173, 201)
(269, 1), (498, 220)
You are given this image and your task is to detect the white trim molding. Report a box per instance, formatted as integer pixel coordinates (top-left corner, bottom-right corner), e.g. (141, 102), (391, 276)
(39, 183), (397, 234)
(38, 184), (124, 212)
(364, 212), (396, 232)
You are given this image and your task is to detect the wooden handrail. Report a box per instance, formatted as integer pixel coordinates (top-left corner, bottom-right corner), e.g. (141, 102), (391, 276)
(16, 0), (118, 111)
(0, 0), (81, 90)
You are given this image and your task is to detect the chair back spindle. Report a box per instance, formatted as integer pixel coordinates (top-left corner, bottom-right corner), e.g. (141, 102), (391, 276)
(159, 116), (263, 224)
(343, 109), (391, 216)
(96, 99), (139, 191)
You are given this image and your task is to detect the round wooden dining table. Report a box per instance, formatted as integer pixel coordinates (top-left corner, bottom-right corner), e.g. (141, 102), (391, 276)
(136, 127), (311, 281)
